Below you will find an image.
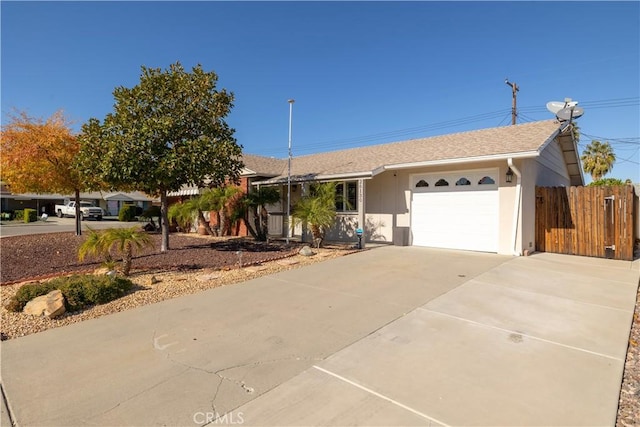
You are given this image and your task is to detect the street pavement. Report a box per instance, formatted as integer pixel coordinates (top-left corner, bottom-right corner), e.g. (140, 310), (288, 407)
(0, 216), (144, 237)
(1, 247), (638, 426)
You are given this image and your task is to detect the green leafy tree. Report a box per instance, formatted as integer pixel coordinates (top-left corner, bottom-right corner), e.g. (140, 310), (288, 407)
(292, 182), (339, 248)
(77, 62), (244, 252)
(580, 140), (616, 181)
(237, 186), (281, 241)
(588, 177), (626, 186)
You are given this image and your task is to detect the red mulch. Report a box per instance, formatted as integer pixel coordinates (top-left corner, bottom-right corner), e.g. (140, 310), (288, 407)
(0, 232), (299, 285)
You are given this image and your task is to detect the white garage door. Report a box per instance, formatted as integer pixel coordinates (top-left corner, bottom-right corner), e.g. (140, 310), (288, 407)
(411, 169), (499, 252)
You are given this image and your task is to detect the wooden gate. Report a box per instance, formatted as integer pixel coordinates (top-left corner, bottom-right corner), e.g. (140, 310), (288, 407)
(535, 186), (636, 261)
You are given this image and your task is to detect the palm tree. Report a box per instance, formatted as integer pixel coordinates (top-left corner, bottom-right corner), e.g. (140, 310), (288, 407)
(292, 182), (338, 248)
(184, 194), (216, 235)
(168, 202), (193, 233)
(100, 227), (154, 276)
(237, 186), (280, 241)
(205, 186), (242, 236)
(78, 227), (111, 264)
(581, 140), (616, 181)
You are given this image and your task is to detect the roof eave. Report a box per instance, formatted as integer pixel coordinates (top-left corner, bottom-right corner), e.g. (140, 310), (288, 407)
(253, 171), (373, 186)
(382, 151), (541, 171)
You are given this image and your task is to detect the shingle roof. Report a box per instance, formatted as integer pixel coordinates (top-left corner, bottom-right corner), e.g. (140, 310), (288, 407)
(241, 154), (287, 177)
(252, 120), (568, 183)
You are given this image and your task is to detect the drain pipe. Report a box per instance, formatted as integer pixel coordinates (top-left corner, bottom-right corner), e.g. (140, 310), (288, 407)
(508, 158), (522, 256)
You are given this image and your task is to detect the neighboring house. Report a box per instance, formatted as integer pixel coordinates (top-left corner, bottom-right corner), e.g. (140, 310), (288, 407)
(251, 119), (582, 256)
(0, 185), (157, 216)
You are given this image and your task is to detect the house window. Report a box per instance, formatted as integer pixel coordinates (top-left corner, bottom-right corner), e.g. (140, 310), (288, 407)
(435, 178), (449, 187)
(416, 179), (429, 188)
(478, 176), (495, 185)
(335, 181), (358, 212)
(455, 177), (471, 186)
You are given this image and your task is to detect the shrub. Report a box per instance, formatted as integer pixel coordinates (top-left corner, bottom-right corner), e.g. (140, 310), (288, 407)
(56, 279), (89, 311)
(49, 275), (134, 311)
(0, 211), (13, 221)
(141, 205), (161, 219)
(118, 205), (137, 222)
(83, 276), (133, 304)
(7, 281), (56, 312)
(5, 275), (135, 313)
(588, 178), (626, 186)
(23, 208), (37, 223)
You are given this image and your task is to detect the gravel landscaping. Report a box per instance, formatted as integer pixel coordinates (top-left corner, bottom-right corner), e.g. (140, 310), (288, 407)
(0, 230), (638, 424)
(1, 231), (356, 339)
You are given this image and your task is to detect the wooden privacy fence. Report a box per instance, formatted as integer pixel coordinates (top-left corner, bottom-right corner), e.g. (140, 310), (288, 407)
(535, 186), (636, 261)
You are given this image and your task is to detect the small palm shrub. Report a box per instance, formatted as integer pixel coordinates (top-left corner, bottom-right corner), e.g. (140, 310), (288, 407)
(77, 226), (155, 276)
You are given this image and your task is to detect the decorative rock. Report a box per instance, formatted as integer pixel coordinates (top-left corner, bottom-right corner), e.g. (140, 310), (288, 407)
(298, 246), (314, 257)
(196, 273), (220, 282)
(149, 275), (160, 285)
(23, 290), (66, 319)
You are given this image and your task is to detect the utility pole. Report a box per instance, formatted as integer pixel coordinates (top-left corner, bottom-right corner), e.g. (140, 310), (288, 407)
(505, 78), (519, 125)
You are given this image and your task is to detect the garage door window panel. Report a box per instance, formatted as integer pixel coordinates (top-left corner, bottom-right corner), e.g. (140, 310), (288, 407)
(479, 176), (495, 185)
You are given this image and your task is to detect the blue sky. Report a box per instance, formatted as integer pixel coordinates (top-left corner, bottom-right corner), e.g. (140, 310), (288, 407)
(2, 1), (639, 183)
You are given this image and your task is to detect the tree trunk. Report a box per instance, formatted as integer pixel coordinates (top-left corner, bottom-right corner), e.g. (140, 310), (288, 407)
(197, 211), (215, 235)
(122, 242), (133, 276)
(243, 211), (259, 240)
(252, 206), (266, 241)
(311, 224), (322, 248)
(74, 189), (82, 236)
(218, 208), (226, 236)
(260, 206), (269, 238)
(160, 190), (170, 252)
(214, 211), (222, 236)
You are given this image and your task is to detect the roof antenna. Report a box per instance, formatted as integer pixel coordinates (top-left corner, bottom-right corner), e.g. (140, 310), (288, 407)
(505, 78), (519, 125)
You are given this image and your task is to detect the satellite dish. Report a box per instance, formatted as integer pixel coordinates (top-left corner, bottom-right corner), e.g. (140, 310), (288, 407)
(556, 106), (584, 121)
(546, 101), (565, 114)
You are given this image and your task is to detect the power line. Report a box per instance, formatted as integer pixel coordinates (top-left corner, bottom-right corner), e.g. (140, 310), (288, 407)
(256, 96), (639, 157)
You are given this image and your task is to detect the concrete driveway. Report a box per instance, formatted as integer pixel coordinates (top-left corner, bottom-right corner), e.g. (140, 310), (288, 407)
(1, 247), (638, 426)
